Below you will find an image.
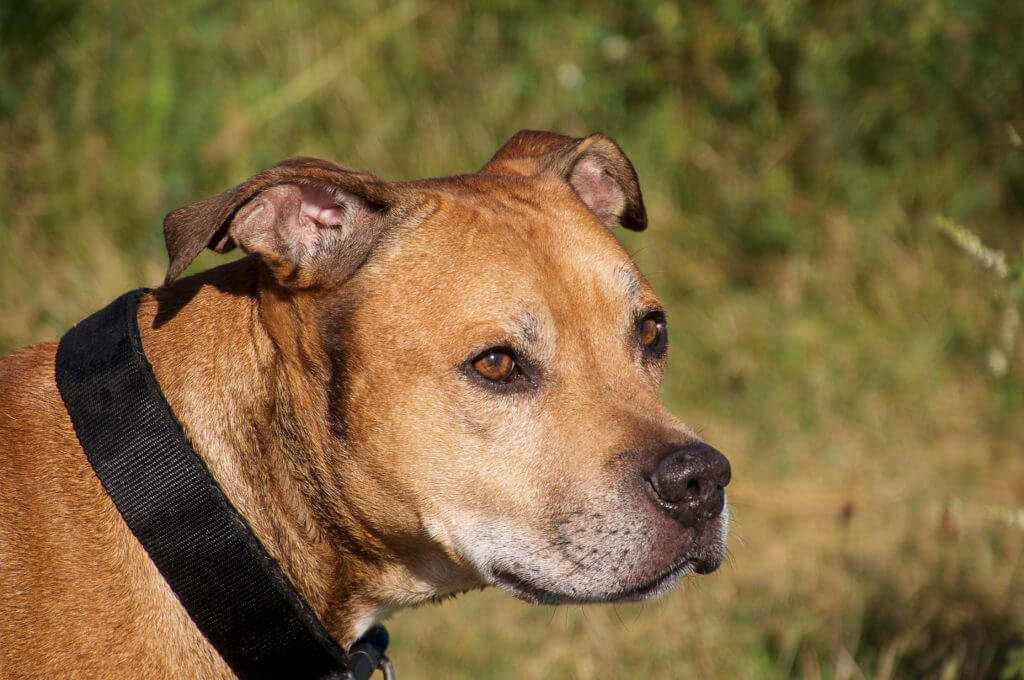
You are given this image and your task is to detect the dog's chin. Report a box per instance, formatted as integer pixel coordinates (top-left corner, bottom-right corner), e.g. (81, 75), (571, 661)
(489, 552), (723, 606)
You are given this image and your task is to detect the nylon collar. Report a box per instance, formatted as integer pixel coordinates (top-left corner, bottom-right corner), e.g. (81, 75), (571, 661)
(55, 289), (390, 680)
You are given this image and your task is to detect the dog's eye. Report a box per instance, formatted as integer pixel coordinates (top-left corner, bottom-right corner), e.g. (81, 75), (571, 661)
(640, 318), (660, 347)
(473, 350), (519, 382)
(638, 312), (667, 354)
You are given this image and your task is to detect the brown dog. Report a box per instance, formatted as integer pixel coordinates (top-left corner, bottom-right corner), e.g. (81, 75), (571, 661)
(0, 131), (730, 678)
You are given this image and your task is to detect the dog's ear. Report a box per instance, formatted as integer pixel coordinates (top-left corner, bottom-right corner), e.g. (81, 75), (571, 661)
(162, 157), (394, 288)
(481, 130), (646, 231)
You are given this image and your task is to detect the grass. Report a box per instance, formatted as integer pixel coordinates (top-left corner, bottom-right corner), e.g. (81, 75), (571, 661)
(2, 1), (1023, 677)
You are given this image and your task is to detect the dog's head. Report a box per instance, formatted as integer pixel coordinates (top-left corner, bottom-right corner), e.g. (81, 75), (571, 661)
(163, 131), (730, 619)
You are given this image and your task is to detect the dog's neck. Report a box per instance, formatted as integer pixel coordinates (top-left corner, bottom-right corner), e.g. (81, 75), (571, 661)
(136, 256), (394, 645)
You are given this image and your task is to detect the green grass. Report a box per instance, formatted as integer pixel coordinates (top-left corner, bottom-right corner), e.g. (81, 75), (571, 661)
(3, 1), (1023, 677)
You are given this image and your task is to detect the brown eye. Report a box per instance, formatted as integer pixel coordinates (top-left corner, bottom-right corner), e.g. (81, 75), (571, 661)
(638, 312), (667, 355)
(640, 317), (661, 347)
(638, 319), (655, 348)
(473, 350), (518, 382)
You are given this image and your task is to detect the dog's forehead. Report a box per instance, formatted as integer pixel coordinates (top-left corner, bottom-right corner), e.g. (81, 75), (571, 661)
(327, 173), (662, 375)
(397, 174), (652, 295)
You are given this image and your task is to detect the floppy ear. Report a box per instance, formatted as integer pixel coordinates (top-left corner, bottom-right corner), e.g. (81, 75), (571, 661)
(162, 157), (394, 288)
(481, 130), (647, 231)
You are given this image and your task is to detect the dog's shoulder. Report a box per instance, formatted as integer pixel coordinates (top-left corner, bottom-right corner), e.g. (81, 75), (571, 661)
(0, 341), (63, 430)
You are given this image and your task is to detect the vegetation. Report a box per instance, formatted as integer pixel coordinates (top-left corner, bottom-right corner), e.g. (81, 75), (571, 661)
(2, 1), (1022, 677)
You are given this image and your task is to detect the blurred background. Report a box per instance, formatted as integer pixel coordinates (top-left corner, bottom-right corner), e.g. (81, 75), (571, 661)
(2, 1), (1023, 677)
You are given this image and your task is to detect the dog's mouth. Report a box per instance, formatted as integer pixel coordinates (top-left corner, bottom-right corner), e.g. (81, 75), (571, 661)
(491, 556), (702, 606)
(487, 507), (730, 605)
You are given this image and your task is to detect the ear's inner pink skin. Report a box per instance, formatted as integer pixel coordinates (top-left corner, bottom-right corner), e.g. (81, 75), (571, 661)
(301, 185), (347, 228)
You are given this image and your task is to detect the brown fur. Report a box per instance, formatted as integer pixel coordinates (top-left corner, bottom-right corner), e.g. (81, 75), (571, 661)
(0, 131), (729, 678)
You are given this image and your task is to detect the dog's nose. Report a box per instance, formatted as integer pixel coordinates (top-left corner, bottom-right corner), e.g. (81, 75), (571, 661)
(647, 444), (731, 526)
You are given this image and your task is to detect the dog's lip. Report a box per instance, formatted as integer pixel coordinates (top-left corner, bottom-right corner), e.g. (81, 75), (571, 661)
(491, 557), (697, 606)
(611, 557), (697, 600)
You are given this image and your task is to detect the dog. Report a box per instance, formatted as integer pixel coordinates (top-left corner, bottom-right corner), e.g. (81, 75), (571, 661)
(0, 130), (731, 678)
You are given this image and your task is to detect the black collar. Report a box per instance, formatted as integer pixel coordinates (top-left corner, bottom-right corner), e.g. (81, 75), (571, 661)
(55, 289), (390, 680)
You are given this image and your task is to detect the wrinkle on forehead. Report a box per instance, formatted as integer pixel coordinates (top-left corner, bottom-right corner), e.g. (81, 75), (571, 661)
(511, 311), (541, 349)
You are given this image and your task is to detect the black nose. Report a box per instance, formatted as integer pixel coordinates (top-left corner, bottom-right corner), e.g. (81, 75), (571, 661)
(647, 443), (731, 526)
